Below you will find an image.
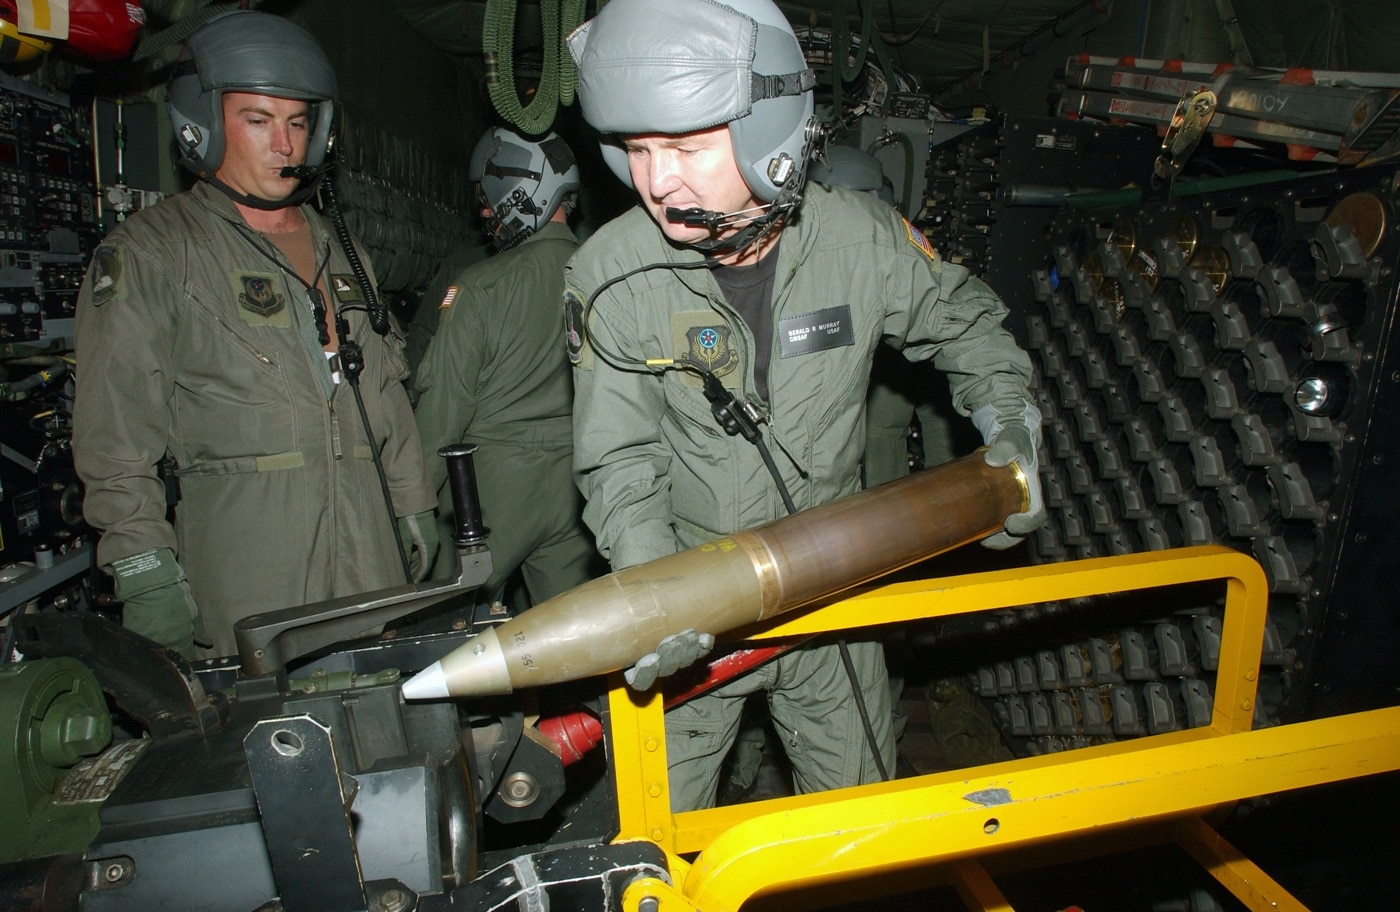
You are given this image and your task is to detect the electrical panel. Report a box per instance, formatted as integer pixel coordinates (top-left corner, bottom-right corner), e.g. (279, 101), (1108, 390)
(921, 113), (1161, 345)
(0, 72), (99, 345)
(0, 73), (94, 589)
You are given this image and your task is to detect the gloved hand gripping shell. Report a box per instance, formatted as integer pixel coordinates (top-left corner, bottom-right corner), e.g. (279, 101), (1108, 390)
(972, 401), (1046, 550)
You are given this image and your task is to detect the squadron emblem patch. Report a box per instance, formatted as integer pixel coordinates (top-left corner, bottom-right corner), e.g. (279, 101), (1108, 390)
(671, 311), (741, 387)
(903, 218), (937, 261)
(681, 323), (739, 377)
(238, 273), (285, 317)
(564, 289), (590, 368)
(88, 246), (122, 305)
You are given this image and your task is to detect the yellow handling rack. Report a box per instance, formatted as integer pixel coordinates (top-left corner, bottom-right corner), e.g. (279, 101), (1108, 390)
(605, 545), (1400, 911)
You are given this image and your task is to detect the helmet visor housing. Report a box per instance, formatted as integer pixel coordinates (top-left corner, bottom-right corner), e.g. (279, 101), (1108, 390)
(167, 11), (337, 178)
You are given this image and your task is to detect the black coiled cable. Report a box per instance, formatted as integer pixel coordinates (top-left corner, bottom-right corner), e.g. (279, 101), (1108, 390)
(319, 171), (389, 336)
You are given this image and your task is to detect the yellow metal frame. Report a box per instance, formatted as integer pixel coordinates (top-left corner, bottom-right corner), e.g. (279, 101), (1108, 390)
(604, 545), (1400, 911)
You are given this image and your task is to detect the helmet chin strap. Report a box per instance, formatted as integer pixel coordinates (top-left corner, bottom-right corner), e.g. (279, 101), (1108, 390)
(199, 162), (328, 211)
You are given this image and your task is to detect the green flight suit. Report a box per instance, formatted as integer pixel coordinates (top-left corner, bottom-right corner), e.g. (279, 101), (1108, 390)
(565, 183), (1035, 810)
(864, 341), (977, 486)
(414, 221), (600, 603)
(405, 242), (489, 400)
(73, 180), (436, 657)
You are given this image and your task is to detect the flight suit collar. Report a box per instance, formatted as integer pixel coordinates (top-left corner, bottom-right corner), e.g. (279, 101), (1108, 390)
(190, 179), (325, 244)
(520, 220), (579, 246)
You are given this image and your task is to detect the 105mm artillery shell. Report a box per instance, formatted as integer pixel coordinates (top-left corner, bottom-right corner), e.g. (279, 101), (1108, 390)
(402, 451), (1027, 700)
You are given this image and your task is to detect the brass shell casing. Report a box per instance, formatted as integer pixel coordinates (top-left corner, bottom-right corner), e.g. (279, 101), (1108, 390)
(424, 451), (1027, 697)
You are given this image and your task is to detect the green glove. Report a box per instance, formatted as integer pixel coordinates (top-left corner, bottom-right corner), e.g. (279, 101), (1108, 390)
(398, 510), (440, 583)
(625, 629), (715, 691)
(973, 402), (1047, 550)
(112, 547), (204, 657)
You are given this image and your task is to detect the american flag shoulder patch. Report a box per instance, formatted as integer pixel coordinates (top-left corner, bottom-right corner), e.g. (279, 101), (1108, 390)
(903, 219), (937, 261)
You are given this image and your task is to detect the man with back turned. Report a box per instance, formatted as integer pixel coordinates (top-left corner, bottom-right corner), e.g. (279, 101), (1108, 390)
(413, 126), (602, 604)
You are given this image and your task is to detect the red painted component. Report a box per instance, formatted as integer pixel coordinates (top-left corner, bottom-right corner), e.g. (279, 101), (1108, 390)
(663, 641), (805, 707)
(537, 710), (603, 766)
(534, 641), (806, 763)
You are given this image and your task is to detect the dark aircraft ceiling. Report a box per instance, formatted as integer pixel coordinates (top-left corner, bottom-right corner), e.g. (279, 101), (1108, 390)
(383, 0), (1106, 102)
(380, 0), (1400, 109)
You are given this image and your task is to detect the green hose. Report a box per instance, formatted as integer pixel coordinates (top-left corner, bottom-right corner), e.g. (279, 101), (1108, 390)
(132, 1), (244, 62)
(482, 0), (585, 135)
(869, 130), (915, 218)
(831, 0), (872, 84)
(829, 0), (899, 124)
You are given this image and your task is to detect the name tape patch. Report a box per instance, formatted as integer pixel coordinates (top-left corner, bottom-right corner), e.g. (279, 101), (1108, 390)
(777, 305), (855, 358)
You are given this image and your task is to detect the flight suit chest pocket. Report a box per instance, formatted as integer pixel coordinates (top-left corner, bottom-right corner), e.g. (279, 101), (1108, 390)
(175, 279), (298, 461)
(231, 270), (292, 329)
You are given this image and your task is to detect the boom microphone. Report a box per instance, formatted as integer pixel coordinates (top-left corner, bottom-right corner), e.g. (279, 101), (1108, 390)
(279, 164), (327, 181)
(666, 206), (723, 229)
(665, 203), (771, 232)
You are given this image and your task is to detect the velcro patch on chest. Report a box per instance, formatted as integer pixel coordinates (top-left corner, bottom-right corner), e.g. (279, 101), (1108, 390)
(232, 270), (290, 327)
(777, 305), (855, 358)
(330, 274), (366, 306)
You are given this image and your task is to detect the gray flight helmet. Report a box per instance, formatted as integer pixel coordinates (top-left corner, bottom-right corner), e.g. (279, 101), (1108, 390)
(567, 0), (816, 206)
(469, 127), (581, 250)
(166, 10), (338, 180)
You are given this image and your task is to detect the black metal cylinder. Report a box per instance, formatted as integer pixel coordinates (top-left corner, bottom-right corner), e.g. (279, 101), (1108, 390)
(0, 854), (84, 912)
(439, 443), (489, 547)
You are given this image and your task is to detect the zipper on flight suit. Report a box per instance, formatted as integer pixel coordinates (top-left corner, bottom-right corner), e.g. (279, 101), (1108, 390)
(329, 403), (343, 459)
(702, 285), (802, 517)
(189, 293), (278, 366)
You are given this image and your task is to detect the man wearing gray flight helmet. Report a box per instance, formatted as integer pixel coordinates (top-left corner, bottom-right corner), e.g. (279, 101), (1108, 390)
(414, 127), (603, 602)
(73, 11), (437, 657)
(564, 0), (1045, 810)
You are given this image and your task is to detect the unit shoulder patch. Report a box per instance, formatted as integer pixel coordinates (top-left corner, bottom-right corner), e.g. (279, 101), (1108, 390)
(903, 218), (938, 262)
(87, 245), (123, 306)
(564, 288), (592, 370)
